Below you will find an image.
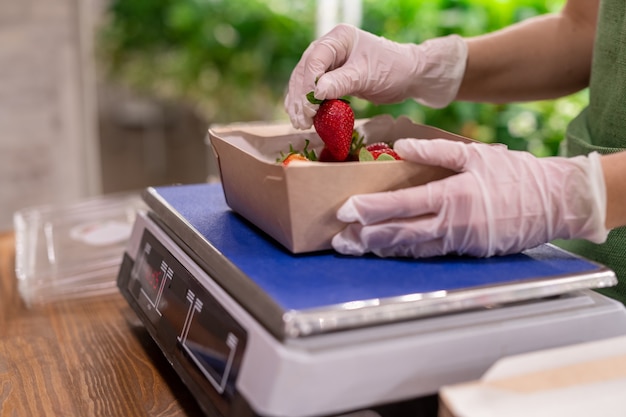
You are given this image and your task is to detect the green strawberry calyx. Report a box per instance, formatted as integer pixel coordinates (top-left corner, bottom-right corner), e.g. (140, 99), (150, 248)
(276, 139), (318, 163)
(358, 146), (375, 162)
(306, 91), (351, 105)
(358, 146), (398, 162)
(306, 91), (323, 105)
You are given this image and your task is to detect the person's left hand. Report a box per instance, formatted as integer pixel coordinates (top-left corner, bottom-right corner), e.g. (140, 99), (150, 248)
(332, 138), (609, 258)
(284, 24), (467, 130)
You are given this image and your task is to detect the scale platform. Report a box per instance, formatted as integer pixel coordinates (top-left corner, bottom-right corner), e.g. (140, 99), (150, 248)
(117, 183), (626, 417)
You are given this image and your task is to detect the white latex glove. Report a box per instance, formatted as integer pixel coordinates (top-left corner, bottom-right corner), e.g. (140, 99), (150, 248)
(332, 139), (608, 258)
(285, 24), (468, 129)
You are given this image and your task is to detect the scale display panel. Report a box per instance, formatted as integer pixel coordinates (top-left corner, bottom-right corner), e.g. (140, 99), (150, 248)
(125, 227), (248, 416)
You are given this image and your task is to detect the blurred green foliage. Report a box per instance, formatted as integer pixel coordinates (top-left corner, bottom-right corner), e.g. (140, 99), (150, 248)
(98, 0), (585, 156)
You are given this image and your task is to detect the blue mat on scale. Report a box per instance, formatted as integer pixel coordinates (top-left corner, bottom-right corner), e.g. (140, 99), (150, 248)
(146, 183), (611, 313)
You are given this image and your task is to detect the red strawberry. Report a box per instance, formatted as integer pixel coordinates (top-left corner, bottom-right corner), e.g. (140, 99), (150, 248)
(318, 147), (341, 162)
(277, 139), (317, 165)
(307, 92), (354, 162)
(282, 153), (309, 165)
(366, 142), (391, 152)
(371, 148), (401, 160)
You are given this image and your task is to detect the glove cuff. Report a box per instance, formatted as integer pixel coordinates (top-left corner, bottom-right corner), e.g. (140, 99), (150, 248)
(553, 152), (609, 244)
(411, 35), (468, 108)
(581, 152), (609, 243)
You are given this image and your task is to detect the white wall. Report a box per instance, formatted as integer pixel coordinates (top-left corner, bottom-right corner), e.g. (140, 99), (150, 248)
(0, 0), (101, 230)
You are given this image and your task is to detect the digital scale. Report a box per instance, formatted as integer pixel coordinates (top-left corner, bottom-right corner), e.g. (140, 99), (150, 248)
(117, 183), (626, 417)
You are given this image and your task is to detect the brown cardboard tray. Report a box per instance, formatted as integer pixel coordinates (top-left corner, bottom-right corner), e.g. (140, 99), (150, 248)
(208, 115), (474, 253)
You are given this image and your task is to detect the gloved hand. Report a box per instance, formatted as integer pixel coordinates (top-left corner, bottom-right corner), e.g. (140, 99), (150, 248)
(332, 139), (608, 258)
(284, 24), (468, 129)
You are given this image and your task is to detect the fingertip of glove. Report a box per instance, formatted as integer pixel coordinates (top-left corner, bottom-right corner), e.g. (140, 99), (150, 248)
(287, 113), (310, 130)
(393, 138), (429, 158)
(287, 103), (316, 130)
(336, 198), (359, 222)
(394, 138), (471, 168)
(313, 79), (332, 100)
(315, 74), (346, 101)
(295, 116), (313, 130)
(331, 227), (366, 256)
(392, 138), (413, 152)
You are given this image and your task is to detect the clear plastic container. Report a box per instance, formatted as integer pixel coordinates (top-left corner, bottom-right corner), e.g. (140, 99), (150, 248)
(13, 192), (146, 307)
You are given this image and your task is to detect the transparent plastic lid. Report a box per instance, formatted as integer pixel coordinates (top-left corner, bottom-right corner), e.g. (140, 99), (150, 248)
(14, 192), (146, 307)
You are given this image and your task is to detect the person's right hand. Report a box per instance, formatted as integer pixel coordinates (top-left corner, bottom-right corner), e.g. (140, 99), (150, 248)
(284, 24), (468, 129)
(332, 139), (609, 258)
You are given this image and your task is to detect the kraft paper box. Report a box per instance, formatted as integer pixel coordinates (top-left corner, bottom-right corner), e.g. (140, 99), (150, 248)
(438, 335), (626, 417)
(208, 115), (474, 254)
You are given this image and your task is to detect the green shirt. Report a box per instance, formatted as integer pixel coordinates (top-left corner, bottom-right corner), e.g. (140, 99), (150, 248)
(556, 0), (626, 304)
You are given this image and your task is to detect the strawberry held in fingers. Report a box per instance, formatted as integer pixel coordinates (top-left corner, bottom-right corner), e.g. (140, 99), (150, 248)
(318, 146), (341, 162)
(307, 92), (354, 162)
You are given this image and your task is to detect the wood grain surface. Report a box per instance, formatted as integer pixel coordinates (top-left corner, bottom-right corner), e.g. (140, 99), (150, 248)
(0, 232), (205, 417)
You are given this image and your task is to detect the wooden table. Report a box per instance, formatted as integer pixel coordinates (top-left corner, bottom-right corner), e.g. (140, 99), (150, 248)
(0, 231), (205, 416)
(0, 229), (442, 417)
